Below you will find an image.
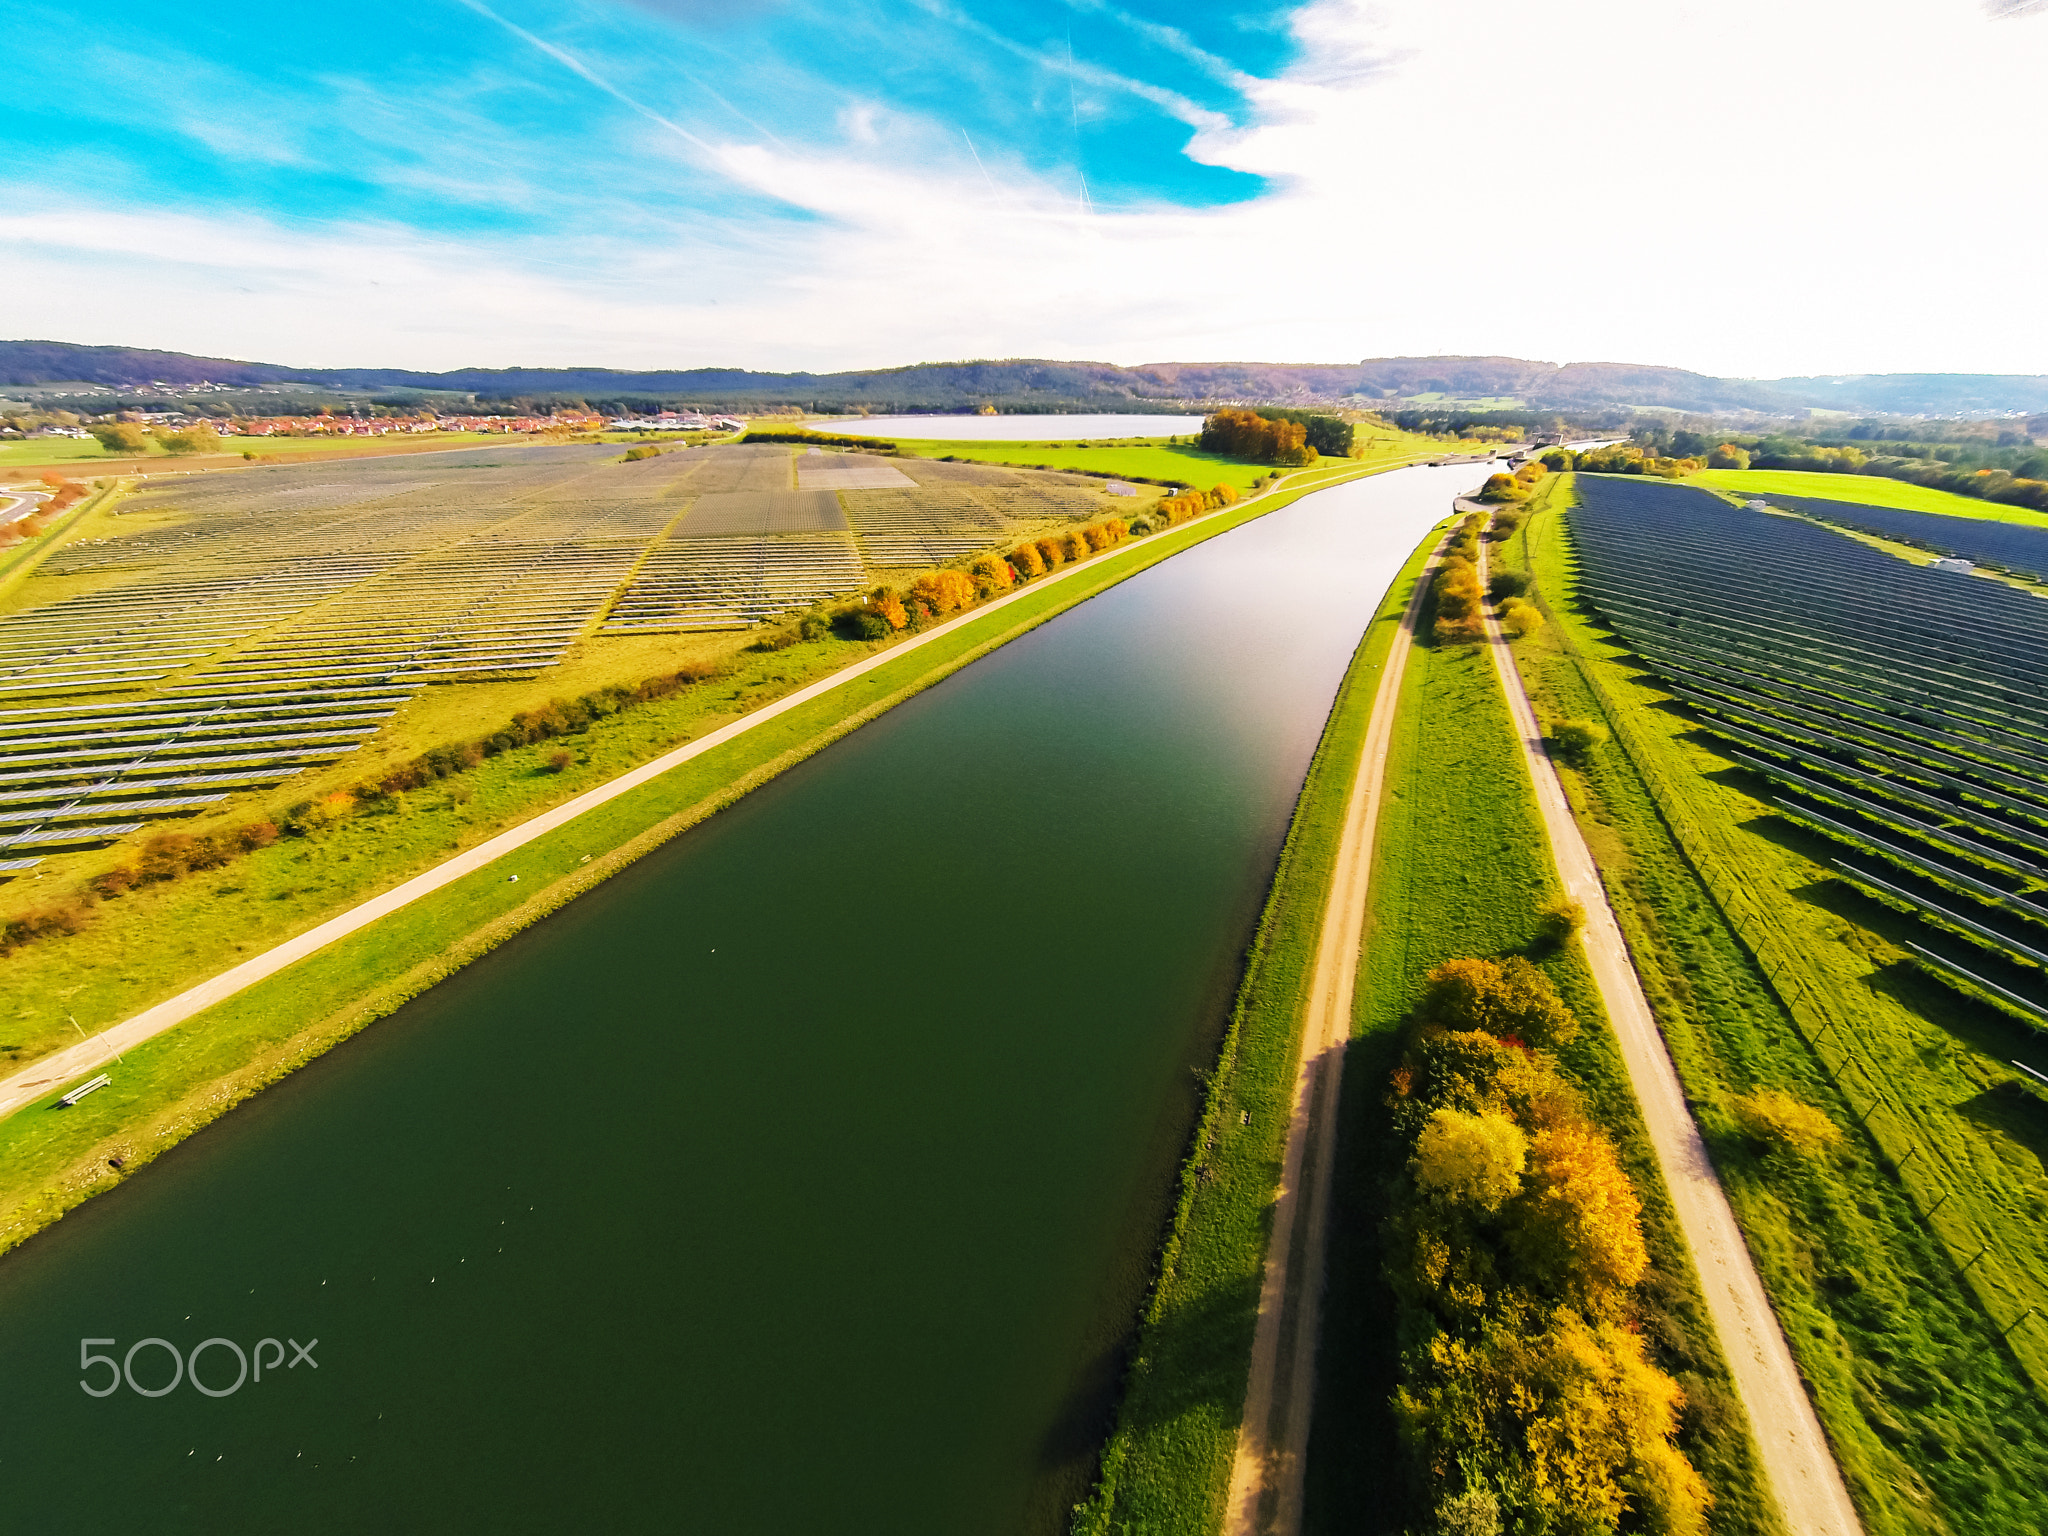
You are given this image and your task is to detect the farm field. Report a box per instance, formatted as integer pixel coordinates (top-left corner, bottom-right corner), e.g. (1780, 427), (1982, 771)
(1502, 474), (2048, 1532)
(0, 431), (509, 470)
(1304, 537), (1774, 1536)
(0, 440), (1123, 891)
(1696, 468), (2048, 527)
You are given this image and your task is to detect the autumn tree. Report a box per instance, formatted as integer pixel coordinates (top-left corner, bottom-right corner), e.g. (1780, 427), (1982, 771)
(1413, 1108), (1527, 1211)
(968, 554), (1014, 595)
(1505, 1122), (1649, 1305)
(1009, 543), (1045, 577)
(869, 588), (908, 630)
(1706, 443), (1751, 470)
(1419, 955), (1578, 1047)
(910, 569), (974, 615)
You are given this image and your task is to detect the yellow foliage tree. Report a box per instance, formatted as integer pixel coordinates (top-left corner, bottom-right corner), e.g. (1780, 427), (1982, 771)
(1413, 1108), (1527, 1211)
(870, 589), (908, 631)
(910, 569), (975, 615)
(1507, 1123), (1649, 1305)
(1009, 543), (1045, 577)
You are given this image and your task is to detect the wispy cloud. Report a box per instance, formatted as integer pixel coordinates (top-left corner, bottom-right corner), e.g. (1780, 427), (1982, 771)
(5, 0), (2047, 377)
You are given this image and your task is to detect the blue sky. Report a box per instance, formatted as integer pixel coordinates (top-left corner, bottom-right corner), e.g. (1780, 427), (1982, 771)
(4, 0), (2046, 374)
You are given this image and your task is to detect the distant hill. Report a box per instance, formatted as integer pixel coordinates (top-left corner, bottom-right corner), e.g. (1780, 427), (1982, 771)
(3, 340), (2042, 418)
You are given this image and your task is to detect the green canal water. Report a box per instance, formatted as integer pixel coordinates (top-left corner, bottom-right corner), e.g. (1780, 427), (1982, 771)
(0, 467), (1476, 1533)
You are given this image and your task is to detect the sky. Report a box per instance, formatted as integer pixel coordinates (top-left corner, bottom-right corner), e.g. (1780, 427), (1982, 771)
(3, 0), (2045, 378)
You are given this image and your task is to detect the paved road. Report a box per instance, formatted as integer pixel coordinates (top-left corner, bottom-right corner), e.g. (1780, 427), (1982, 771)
(1223, 522), (1454, 1536)
(1477, 532), (1864, 1536)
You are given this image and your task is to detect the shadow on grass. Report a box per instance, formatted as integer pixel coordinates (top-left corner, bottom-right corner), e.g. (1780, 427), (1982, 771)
(1302, 1028), (1414, 1536)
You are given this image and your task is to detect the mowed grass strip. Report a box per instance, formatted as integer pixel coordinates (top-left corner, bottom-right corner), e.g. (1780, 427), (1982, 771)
(0, 464), (1402, 1259)
(1304, 545), (1777, 1536)
(1694, 467), (2048, 527)
(1506, 476), (2048, 1534)
(1074, 520), (1447, 1536)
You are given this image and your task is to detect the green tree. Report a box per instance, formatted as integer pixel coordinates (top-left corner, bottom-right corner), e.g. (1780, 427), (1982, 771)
(89, 422), (149, 453)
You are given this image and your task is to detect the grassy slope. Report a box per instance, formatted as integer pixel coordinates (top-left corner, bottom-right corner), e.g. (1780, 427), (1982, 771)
(886, 429), (1447, 495)
(1694, 468), (2048, 527)
(1074, 522), (1447, 1536)
(0, 461), (1407, 1258)
(1508, 475), (2048, 1534)
(1305, 520), (1776, 1536)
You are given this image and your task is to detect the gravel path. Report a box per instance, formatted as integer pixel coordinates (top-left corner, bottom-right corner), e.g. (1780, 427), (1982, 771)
(1477, 527), (1863, 1536)
(1223, 522), (1454, 1535)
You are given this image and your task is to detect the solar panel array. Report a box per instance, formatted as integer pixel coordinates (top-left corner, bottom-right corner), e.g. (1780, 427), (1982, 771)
(0, 442), (1112, 871)
(1569, 477), (2048, 1016)
(1760, 493), (2048, 583)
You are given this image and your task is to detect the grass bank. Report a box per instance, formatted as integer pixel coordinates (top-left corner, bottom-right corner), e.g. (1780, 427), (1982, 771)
(1304, 507), (1778, 1535)
(1072, 515), (1450, 1536)
(0, 458), (1404, 1260)
(1694, 467), (2048, 526)
(1504, 475), (2048, 1532)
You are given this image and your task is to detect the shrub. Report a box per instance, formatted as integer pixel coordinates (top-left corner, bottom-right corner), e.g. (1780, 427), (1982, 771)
(0, 902), (93, 956)
(870, 589), (908, 630)
(1551, 718), (1610, 765)
(1706, 443), (1750, 470)
(623, 445), (661, 461)
(1538, 895), (1587, 944)
(1488, 569), (1531, 600)
(836, 606), (890, 640)
(1477, 473), (1527, 504)
(1420, 955), (1579, 1047)
(1498, 596), (1543, 639)
(545, 749), (574, 773)
(1731, 1089), (1843, 1160)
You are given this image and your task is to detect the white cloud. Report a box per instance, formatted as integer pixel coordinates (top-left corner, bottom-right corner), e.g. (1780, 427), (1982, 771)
(3, 0), (2044, 376)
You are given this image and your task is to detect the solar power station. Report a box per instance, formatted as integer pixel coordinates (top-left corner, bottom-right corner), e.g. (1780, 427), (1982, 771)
(1570, 478), (2048, 1022)
(0, 441), (1108, 873)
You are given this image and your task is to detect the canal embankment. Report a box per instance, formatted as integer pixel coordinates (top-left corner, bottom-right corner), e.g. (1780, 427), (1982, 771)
(0, 457), (1417, 1260)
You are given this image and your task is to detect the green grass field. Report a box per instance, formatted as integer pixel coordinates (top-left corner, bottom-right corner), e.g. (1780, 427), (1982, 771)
(1075, 520), (1448, 1536)
(1695, 468), (2048, 527)
(877, 427), (1447, 496)
(1305, 528), (1777, 1536)
(1505, 476), (2048, 1533)
(0, 458), (1411, 1261)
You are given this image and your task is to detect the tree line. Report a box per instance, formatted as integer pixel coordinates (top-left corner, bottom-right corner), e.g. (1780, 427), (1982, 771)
(1382, 953), (1713, 1535)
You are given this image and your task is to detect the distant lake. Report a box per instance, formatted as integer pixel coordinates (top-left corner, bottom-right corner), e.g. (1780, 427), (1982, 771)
(823, 413), (1205, 441)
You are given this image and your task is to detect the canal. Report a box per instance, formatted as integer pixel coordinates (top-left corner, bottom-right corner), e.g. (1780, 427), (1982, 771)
(0, 465), (1479, 1533)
